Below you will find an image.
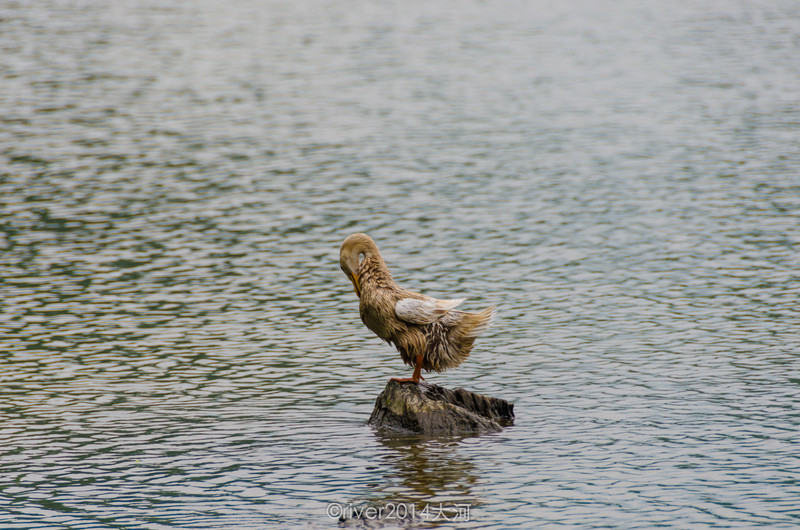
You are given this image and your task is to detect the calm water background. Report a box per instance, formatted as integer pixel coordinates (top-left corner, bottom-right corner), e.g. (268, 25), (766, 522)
(1, 0), (799, 528)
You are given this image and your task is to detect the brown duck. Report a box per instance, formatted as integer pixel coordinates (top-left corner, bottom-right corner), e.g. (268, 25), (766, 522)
(339, 233), (496, 383)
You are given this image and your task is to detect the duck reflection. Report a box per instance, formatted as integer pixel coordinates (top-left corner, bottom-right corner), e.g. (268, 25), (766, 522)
(373, 433), (479, 502)
(338, 432), (482, 527)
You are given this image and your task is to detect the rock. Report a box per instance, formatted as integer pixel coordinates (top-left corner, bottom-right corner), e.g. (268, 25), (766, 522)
(367, 380), (514, 435)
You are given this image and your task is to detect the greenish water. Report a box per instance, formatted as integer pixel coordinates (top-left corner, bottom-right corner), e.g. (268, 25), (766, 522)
(1, 0), (799, 528)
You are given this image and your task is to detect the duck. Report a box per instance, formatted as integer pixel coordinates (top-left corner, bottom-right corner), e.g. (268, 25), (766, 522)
(339, 233), (496, 383)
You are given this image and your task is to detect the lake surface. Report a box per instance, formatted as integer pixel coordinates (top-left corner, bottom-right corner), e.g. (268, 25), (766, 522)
(1, 0), (799, 527)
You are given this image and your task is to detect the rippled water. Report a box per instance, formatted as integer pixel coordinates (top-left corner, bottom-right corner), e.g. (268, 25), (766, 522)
(2, 0), (799, 528)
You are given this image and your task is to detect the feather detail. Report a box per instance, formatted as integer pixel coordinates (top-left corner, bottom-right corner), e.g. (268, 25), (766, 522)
(395, 297), (466, 324)
(462, 305), (497, 337)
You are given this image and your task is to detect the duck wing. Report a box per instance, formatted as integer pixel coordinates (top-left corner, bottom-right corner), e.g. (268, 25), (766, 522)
(394, 297), (466, 325)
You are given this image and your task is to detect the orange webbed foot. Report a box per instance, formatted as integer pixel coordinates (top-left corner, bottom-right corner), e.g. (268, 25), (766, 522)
(390, 375), (424, 384)
(392, 354), (425, 384)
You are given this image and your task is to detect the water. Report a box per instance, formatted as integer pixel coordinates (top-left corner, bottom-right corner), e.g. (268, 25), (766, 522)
(1, 0), (799, 527)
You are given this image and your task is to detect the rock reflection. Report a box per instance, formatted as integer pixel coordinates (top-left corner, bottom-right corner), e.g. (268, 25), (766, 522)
(339, 433), (481, 527)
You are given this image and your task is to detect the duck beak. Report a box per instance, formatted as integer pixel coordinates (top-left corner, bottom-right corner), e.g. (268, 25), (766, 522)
(349, 272), (361, 298)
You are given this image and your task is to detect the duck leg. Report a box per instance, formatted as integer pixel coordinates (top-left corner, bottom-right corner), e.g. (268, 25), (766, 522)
(391, 354), (425, 384)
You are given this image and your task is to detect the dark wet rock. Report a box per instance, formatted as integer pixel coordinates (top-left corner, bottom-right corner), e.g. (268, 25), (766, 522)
(367, 380), (514, 435)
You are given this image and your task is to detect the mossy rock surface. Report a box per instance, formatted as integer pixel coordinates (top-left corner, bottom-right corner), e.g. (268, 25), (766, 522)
(367, 380), (514, 435)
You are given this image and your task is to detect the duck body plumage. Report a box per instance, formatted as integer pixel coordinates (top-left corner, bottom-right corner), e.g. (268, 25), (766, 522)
(340, 233), (496, 376)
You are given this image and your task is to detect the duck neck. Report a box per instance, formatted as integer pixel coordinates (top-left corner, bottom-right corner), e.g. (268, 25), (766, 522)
(359, 255), (394, 289)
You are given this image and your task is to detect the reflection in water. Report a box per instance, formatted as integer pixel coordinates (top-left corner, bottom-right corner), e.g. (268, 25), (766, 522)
(338, 433), (482, 528)
(373, 434), (479, 505)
